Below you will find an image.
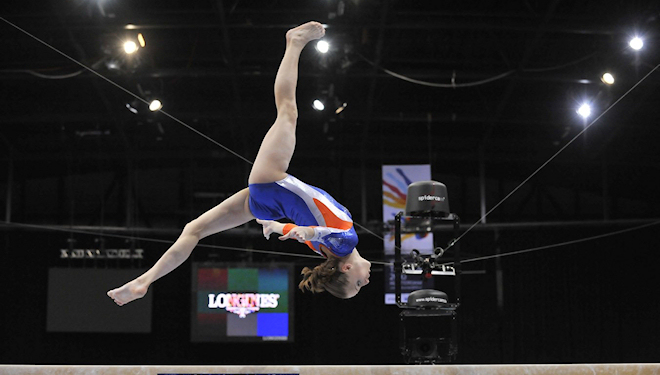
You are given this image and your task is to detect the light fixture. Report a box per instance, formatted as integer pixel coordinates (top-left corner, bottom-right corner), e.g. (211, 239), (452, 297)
(137, 33), (146, 48)
(629, 37), (643, 51)
(106, 59), (120, 71)
(313, 99), (325, 111)
(123, 40), (138, 54)
(335, 102), (348, 114)
(601, 72), (614, 85)
(316, 40), (329, 54)
(126, 102), (138, 114)
(577, 103), (591, 119)
(149, 99), (163, 112)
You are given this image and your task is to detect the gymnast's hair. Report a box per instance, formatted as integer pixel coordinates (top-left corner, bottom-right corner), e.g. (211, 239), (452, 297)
(299, 257), (350, 299)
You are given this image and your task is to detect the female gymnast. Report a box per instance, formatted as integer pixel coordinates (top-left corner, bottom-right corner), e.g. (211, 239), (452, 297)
(107, 21), (371, 304)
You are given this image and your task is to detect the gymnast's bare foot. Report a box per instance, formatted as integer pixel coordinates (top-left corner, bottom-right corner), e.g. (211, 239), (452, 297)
(286, 21), (325, 47)
(107, 278), (148, 306)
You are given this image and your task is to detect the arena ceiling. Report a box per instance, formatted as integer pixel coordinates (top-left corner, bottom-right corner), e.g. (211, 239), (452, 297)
(1, 0), (659, 230)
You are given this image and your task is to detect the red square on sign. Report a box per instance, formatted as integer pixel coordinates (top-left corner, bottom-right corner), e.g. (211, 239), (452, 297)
(197, 267), (227, 289)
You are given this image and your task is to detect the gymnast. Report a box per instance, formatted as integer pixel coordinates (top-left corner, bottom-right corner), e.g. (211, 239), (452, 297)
(107, 21), (371, 305)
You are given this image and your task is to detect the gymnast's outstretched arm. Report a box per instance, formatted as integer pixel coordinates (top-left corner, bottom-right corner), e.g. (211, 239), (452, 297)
(257, 219), (315, 242)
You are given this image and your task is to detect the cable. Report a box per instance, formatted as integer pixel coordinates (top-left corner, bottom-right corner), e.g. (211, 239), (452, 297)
(352, 221), (385, 242)
(1, 220), (323, 260)
(439, 219), (660, 266)
(357, 50), (598, 88)
(357, 51), (514, 88)
(0, 220), (393, 265)
(521, 52), (597, 73)
(448, 62), (660, 250)
(382, 65), (514, 88)
(4, 15), (657, 269)
(0, 16), (253, 165)
(1, 68), (84, 79)
(0, 16), (399, 255)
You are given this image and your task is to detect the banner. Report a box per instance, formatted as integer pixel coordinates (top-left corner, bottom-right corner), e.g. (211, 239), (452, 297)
(382, 165), (434, 304)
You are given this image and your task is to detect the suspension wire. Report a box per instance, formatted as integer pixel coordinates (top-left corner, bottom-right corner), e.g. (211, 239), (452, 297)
(357, 51), (515, 88)
(1, 68), (85, 79)
(353, 221), (385, 242)
(0, 16), (401, 257)
(3, 15), (658, 268)
(446, 62), (660, 252)
(439, 219), (660, 267)
(357, 51), (599, 87)
(1, 220), (321, 260)
(0, 220), (393, 265)
(0, 16), (253, 165)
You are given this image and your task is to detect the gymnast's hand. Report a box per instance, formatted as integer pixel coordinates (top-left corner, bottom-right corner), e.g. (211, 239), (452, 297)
(256, 219), (284, 240)
(278, 226), (314, 243)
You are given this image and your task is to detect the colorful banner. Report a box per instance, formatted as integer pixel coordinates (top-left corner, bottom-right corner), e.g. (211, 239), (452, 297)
(382, 165), (434, 304)
(382, 164), (434, 254)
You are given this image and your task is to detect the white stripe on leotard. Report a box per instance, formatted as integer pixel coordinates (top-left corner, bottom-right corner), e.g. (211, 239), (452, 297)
(276, 175), (353, 228)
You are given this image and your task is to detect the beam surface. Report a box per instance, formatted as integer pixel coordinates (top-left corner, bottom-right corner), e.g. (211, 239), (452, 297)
(1, 364), (660, 375)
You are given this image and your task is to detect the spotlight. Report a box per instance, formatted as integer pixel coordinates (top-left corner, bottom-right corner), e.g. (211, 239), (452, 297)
(137, 33), (146, 48)
(316, 40), (330, 54)
(313, 99), (325, 111)
(629, 37), (643, 51)
(577, 103), (591, 119)
(123, 40), (138, 54)
(149, 99), (162, 112)
(106, 59), (120, 71)
(601, 72), (615, 85)
(125, 102), (138, 114)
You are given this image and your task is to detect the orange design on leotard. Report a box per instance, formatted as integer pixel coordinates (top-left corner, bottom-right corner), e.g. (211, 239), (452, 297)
(312, 198), (353, 230)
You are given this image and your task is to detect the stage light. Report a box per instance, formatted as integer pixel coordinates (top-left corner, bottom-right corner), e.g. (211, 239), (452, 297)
(629, 37), (643, 50)
(577, 103), (591, 119)
(316, 40), (329, 54)
(601, 72), (615, 85)
(149, 99), (162, 112)
(106, 59), (120, 71)
(126, 103), (138, 114)
(123, 40), (138, 54)
(335, 102), (348, 114)
(313, 99), (325, 111)
(137, 33), (146, 48)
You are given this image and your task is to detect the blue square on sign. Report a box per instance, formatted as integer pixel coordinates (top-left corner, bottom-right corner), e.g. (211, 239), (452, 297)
(257, 313), (288, 337)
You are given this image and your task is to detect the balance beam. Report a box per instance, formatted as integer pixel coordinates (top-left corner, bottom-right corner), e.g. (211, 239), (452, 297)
(1, 364), (659, 375)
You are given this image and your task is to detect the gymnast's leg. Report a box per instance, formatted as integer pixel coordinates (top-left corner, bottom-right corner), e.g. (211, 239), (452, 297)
(107, 188), (254, 306)
(107, 22), (324, 306)
(248, 21), (325, 184)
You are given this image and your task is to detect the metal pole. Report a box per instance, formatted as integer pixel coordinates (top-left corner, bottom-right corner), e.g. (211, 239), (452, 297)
(494, 228), (504, 312)
(602, 154), (610, 221)
(395, 211), (403, 307)
(479, 147), (487, 224)
(5, 156), (13, 222)
(453, 215), (461, 304)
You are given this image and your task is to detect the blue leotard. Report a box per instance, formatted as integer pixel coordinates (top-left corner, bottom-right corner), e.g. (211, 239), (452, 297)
(248, 174), (358, 257)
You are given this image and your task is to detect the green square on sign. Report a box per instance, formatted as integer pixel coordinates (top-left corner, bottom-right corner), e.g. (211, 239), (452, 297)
(227, 268), (258, 291)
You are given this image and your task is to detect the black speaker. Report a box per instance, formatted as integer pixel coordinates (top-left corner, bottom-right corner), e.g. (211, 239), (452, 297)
(410, 337), (438, 357)
(407, 337), (452, 363)
(405, 181), (450, 217)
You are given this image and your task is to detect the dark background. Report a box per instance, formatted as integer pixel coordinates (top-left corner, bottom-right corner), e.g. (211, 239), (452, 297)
(2, 224), (659, 364)
(2, 0), (660, 365)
